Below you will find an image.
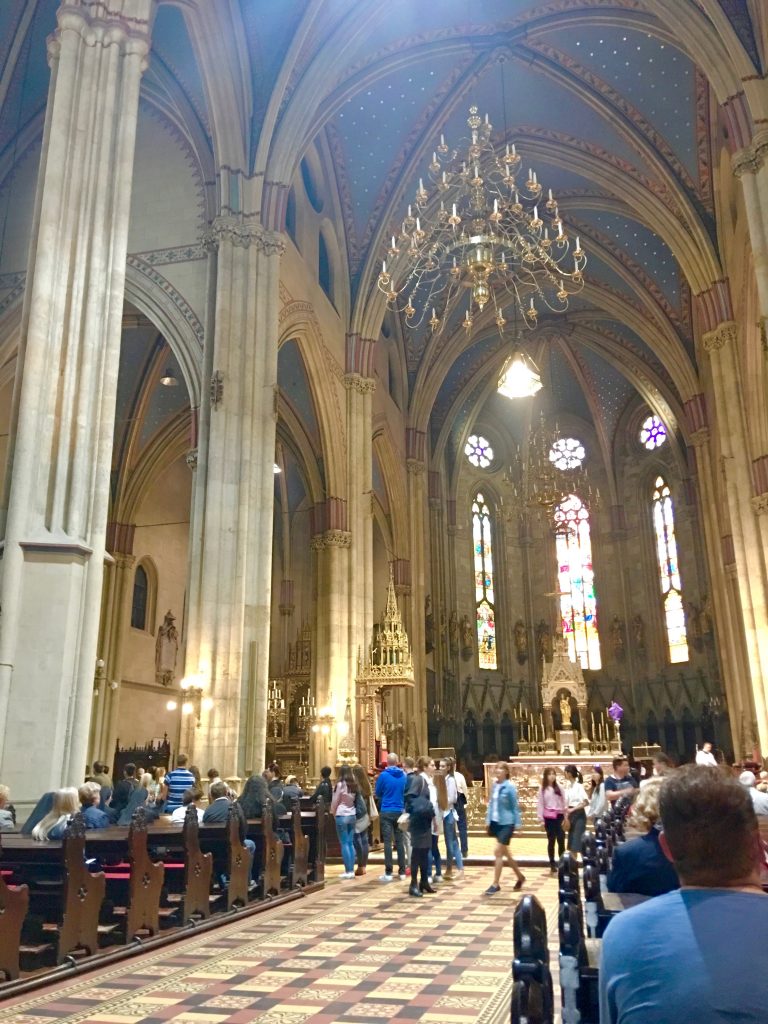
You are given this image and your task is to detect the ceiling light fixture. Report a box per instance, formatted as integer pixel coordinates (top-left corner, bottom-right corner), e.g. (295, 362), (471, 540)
(159, 367), (178, 387)
(379, 107), (586, 334)
(273, 463), (282, 474)
(497, 348), (543, 399)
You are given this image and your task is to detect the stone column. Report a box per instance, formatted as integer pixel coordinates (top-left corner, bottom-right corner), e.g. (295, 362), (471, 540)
(703, 322), (768, 751)
(406, 429), (428, 754)
(93, 546), (136, 764)
(310, 516), (351, 772)
(0, 0), (153, 801)
(184, 215), (284, 774)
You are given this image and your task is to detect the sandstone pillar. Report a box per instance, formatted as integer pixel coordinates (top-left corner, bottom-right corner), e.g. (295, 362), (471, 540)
(702, 322), (768, 751)
(184, 215), (284, 774)
(406, 430), (428, 754)
(0, 0), (153, 801)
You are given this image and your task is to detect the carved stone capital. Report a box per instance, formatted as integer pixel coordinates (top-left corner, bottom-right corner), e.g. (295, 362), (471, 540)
(406, 458), (426, 476)
(322, 529), (352, 548)
(278, 604), (294, 616)
(343, 373), (376, 394)
(52, 2), (153, 66)
(732, 129), (768, 178)
(751, 493), (768, 516)
(185, 448), (198, 470)
(702, 321), (738, 352)
(114, 552), (136, 571)
(203, 216), (286, 256)
(689, 427), (710, 448)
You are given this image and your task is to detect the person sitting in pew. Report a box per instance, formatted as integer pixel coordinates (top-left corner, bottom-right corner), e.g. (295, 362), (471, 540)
(170, 786), (204, 824)
(0, 783), (16, 831)
(203, 781), (233, 823)
(607, 777), (679, 897)
(600, 765), (768, 1024)
(238, 773), (268, 819)
(79, 782), (111, 829)
(283, 775), (304, 801)
(108, 763), (139, 822)
(31, 787), (79, 840)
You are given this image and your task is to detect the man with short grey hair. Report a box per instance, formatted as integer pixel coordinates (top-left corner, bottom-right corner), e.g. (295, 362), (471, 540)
(375, 752), (407, 881)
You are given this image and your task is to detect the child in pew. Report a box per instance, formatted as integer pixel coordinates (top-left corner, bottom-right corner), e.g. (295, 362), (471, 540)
(169, 786), (204, 824)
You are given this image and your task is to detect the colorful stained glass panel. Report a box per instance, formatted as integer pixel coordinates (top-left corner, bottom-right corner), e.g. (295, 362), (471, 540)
(653, 476), (688, 663)
(472, 492), (497, 670)
(554, 494), (601, 670)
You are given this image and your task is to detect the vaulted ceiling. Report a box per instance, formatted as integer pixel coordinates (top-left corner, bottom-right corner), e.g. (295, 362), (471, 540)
(0, 1), (764, 489)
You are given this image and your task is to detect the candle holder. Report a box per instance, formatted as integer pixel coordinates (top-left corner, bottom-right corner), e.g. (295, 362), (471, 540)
(267, 679), (288, 762)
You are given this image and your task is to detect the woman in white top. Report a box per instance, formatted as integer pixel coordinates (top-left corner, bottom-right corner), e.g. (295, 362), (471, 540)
(170, 786), (204, 824)
(587, 765), (607, 822)
(563, 765), (589, 853)
(439, 758), (464, 880)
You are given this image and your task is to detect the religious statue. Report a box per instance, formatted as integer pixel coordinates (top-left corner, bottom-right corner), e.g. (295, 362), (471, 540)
(559, 695), (573, 728)
(424, 595), (435, 654)
(686, 601), (704, 651)
(449, 610), (459, 656)
(632, 613), (646, 651)
(700, 594), (713, 636)
(155, 610), (179, 687)
(610, 615), (626, 661)
(535, 619), (552, 662)
(460, 613), (474, 661)
(513, 619), (528, 664)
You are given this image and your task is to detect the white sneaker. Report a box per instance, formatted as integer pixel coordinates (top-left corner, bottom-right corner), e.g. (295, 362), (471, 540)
(378, 873), (394, 882)
(431, 875), (443, 884)
(340, 871), (354, 879)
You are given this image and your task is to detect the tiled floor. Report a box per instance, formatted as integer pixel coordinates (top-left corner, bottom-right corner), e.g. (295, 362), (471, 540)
(2, 868), (562, 1024)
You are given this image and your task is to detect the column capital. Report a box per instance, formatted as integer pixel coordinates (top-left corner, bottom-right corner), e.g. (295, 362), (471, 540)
(702, 321), (738, 352)
(317, 529), (352, 548)
(689, 427), (710, 447)
(732, 128), (768, 178)
(114, 552), (136, 571)
(185, 448), (198, 470)
(751, 493), (768, 516)
(343, 373), (376, 394)
(203, 215), (285, 256)
(52, 1), (153, 62)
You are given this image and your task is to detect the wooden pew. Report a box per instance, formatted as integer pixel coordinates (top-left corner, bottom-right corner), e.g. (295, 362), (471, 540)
(511, 977), (549, 1024)
(512, 895), (554, 1023)
(0, 864), (29, 980)
(225, 804), (252, 910)
(261, 798), (284, 898)
(309, 797), (327, 884)
(558, 901), (599, 1024)
(58, 813), (108, 962)
(180, 804), (213, 922)
(291, 799), (309, 888)
(125, 807), (165, 940)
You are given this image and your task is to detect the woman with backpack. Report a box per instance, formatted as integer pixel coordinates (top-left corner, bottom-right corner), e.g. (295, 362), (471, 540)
(405, 756), (436, 897)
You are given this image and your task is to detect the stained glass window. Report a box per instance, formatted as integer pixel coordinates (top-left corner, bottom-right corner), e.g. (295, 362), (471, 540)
(472, 492), (496, 670)
(652, 476), (688, 663)
(549, 437), (585, 470)
(640, 415), (667, 450)
(465, 434), (494, 469)
(554, 494), (601, 669)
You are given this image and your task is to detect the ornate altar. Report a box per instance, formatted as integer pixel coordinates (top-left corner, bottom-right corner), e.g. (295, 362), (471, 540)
(356, 570), (414, 771)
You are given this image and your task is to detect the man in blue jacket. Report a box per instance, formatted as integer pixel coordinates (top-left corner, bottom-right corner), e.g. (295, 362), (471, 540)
(375, 753), (407, 881)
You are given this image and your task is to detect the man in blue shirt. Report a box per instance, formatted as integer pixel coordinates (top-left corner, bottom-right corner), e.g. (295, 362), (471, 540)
(600, 765), (768, 1024)
(162, 754), (196, 812)
(374, 753), (407, 881)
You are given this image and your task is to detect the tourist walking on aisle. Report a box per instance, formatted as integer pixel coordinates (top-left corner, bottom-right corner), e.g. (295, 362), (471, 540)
(485, 762), (525, 894)
(374, 752), (407, 881)
(405, 756), (436, 897)
(331, 764), (358, 879)
(537, 766), (566, 872)
(587, 765), (606, 822)
(564, 765), (589, 854)
(440, 757), (465, 880)
(352, 764), (373, 876)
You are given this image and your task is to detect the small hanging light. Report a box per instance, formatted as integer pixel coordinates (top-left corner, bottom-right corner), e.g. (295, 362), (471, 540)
(160, 367), (178, 387)
(497, 349), (543, 399)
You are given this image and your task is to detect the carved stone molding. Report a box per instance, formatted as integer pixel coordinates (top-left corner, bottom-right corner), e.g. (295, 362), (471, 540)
(343, 373), (376, 394)
(114, 552), (136, 571)
(185, 448), (198, 470)
(312, 530), (352, 550)
(751, 493), (768, 516)
(51, 2), (153, 64)
(732, 129), (768, 178)
(702, 321), (738, 352)
(203, 216), (286, 256)
(406, 458), (426, 476)
(689, 427), (710, 447)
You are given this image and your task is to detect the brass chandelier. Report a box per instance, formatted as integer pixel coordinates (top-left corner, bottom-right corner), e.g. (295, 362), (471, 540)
(378, 106), (586, 334)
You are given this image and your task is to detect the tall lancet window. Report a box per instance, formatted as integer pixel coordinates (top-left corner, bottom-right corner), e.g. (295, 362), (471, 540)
(554, 494), (601, 669)
(652, 475), (688, 663)
(472, 492), (497, 670)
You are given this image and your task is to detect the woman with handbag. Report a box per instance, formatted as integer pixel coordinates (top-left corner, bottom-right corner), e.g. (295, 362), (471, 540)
(352, 764), (372, 876)
(537, 766), (567, 873)
(331, 764), (359, 879)
(485, 762), (525, 895)
(405, 756), (436, 897)
(439, 757), (465, 881)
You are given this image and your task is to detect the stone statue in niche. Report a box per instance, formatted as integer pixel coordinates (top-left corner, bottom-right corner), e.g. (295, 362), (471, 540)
(610, 615), (626, 661)
(425, 595), (435, 654)
(535, 619), (552, 662)
(559, 694), (573, 728)
(686, 601), (703, 651)
(449, 610), (459, 656)
(632, 613), (646, 651)
(513, 619), (528, 664)
(155, 610), (179, 687)
(460, 614), (474, 661)
(699, 594), (713, 637)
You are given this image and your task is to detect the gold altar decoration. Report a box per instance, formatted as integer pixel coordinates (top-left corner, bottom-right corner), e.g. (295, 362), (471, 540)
(356, 568), (415, 770)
